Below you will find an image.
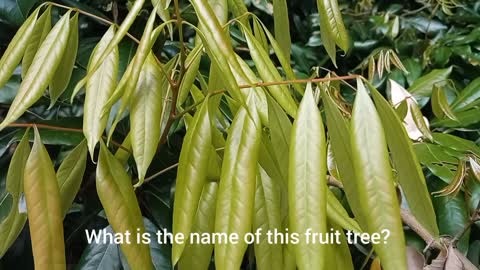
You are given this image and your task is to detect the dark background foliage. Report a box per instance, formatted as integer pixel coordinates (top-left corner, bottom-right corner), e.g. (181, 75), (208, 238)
(1, 0), (480, 269)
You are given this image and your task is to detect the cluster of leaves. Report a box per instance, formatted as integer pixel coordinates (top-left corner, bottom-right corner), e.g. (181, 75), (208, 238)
(1, 0), (480, 270)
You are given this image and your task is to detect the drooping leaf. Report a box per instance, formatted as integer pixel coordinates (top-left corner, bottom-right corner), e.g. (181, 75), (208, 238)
(82, 26), (119, 159)
(56, 140), (87, 217)
(326, 189), (361, 233)
(0, 7), (40, 89)
(96, 142), (153, 270)
(0, 129), (30, 257)
(178, 45), (203, 107)
(49, 12), (79, 106)
(172, 98), (212, 265)
(215, 99), (261, 270)
(350, 80), (406, 270)
(24, 128), (66, 270)
(130, 53), (167, 185)
(321, 90), (366, 230)
(326, 223), (354, 270)
(369, 83), (439, 237)
(76, 226), (122, 270)
(289, 85), (327, 270)
(432, 133), (480, 157)
(253, 166), (283, 270)
(272, 0), (291, 64)
(0, 11), (71, 131)
(178, 182), (218, 270)
(241, 25), (298, 117)
(21, 5), (51, 78)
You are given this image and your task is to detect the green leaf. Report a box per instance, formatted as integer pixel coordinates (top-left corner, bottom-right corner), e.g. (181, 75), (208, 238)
(82, 26), (119, 159)
(317, 0), (350, 65)
(215, 99), (261, 270)
(451, 77), (480, 111)
(56, 140), (87, 217)
(49, 12), (79, 106)
(432, 133), (480, 157)
(430, 108), (480, 128)
(0, 7), (40, 89)
(21, 6), (51, 78)
(408, 67), (452, 107)
(431, 85), (457, 120)
(0, 0), (39, 26)
(130, 54), (167, 184)
(432, 181), (470, 253)
(0, 11), (71, 131)
(289, 85), (327, 270)
(76, 226), (122, 270)
(351, 79), (406, 270)
(96, 142), (153, 270)
(178, 182), (218, 270)
(267, 96), (291, 183)
(369, 84), (439, 238)
(172, 98), (212, 265)
(242, 26), (297, 117)
(24, 127), (66, 270)
(321, 90), (366, 230)
(326, 189), (361, 233)
(178, 45), (203, 107)
(253, 166), (284, 270)
(272, 0), (291, 65)
(326, 223), (354, 270)
(0, 129), (30, 258)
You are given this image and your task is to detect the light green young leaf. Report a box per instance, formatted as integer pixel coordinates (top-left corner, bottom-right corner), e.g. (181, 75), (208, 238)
(96, 142), (153, 270)
(242, 26), (298, 117)
(0, 129), (30, 258)
(369, 83), (439, 238)
(317, 0), (350, 65)
(178, 182), (218, 270)
(131, 54), (167, 185)
(351, 79), (406, 270)
(56, 140), (87, 217)
(49, 12), (79, 107)
(289, 85), (327, 270)
(0, 7), (40, 88)
(82, 26), (119, 159)
(325, 223), (354, 270)
(268, 96), (292, 184)
(22, 6), (51, 78)
(272, 0), (291, 65)
(24, 128), (66, 270)
(178, 45), (203, 107)
(253, 166), (284, 270)
(326, 190), (361, 233)
(172, 98), (212, 265)
(215, 99), (261, 270)
(321, 90), (366, 230)
(0, 11), (71, 131)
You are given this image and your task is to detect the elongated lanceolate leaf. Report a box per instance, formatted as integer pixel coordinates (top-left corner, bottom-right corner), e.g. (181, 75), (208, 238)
(49, 13), (79, 106)
(56, 140), (87, 217)
(369, 83), (439, 237)
(130, 54), (166, 185)
(431, 85), (457, 120)
(22, 6), (51, 78)
(0, 11), (71, 131)
(317, 0), (349, 65)
(96, 142), (153, 270)
(289, 85), (327, 270)
(24, 128), (66, 270)
(215, 100), (261, 270)
(83, 26), (119, 158)
(350, 80), (406, 270)
(172, 98), (212, 265)
(178, 182), (218, 270)
(0, 129), (30, 257)
(321, 90), (366, 230)
(0, 7), (40, 88)
(272, 0), (291, 64)
(326, 189), (361, 233)
(253, 166), (283, 270)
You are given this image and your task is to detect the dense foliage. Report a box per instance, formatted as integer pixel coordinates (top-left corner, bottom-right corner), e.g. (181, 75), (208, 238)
(1, 0), (480, 269)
